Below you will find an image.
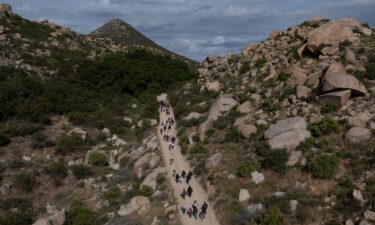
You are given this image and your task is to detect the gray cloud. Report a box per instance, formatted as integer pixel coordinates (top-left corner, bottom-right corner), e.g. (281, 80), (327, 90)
(5, 0), (375, 60)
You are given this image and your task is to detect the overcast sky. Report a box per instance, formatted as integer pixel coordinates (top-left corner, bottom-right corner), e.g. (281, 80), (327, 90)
(5, 0), (375, 61)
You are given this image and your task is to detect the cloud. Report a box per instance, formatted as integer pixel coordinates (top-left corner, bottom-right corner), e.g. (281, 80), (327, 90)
(5, 0), (375, 60)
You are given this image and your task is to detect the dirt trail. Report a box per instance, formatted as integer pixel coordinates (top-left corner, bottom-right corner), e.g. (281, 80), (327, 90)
(157, 93), (221, 225)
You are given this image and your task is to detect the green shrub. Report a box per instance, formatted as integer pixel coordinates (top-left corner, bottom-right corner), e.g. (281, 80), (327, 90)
(308, 116), (341, 137)
(0, 198), (35, 225)
(296, 138), (314, 153)
(13, 173), (37, 192)
(89, 152), (108, 167)
(31, 132), (55, 149)
(8, 160), (31, 169)
(364, 63), (375, 80)
(320, 104), (340, 113)
(309, 154), (339, 179)
(190, 145), (208, 154)
(262, 99), (281, 112)
(236, 160), (260, 177)
(263, 149), (289, 174)
(45, 161), (68, 178)
(67, 203), (99, 225)
(278, 71), (291, 81)
(333, 179), (362, 214)
(104, 186), (122, 200)
(136, 185), (153, 197)
(255, 58), (267, 68)
(193, 160), (207, 175)
(256, 206), (284, 225)
(240, 62), (251, 74)
(70, 165), (92, 180)
(156, 174), (166, 185)
(55, 134), (86, 155)
(0, 133), (10, 147)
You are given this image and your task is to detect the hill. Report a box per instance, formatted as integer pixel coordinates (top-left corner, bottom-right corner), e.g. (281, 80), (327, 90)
(89, 19), (197, 65)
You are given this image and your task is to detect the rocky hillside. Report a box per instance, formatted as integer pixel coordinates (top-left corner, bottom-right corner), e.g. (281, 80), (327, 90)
(0, 3), (195, 225)
(90, 19), (197, 65)
(170, 16), (375, 225)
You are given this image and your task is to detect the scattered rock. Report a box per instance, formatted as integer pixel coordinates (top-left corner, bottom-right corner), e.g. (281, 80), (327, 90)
(319, 90), (351, 107)
(289, 200), (298, 212)
(117, 196), (150, 216)
(237, 124), (257, 139)
(287, 151), (303, 166)
(296, 86), (312, 99)
(22, 156), (32, 161)
(239, 189), (251, 202)
(183, 112), (202, 121)
(364, 210), (375, 221)
(348, 112), (372, 128)
(205, 152), (223, 170)
(68, 127), (87, 141)
(251, 171), (265, 184)
(345, 127), (371, 143)
(0, 181), (12, 195)
(245, 203), (263, 216)
(345, 219), (354, 225)
(353, 189), (364, 203)
(237, 101), (253, 114)
(344, 48), (357, 65)
(286, 65), (307, 87)
(205, 80), (221, 92)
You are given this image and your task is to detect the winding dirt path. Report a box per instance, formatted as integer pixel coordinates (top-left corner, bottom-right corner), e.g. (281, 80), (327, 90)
(157, 93), (221, 225)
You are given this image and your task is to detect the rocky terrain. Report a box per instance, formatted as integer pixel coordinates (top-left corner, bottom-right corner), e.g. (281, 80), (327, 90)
(1, 2), (375, 225)
(169, 16), (375, 225)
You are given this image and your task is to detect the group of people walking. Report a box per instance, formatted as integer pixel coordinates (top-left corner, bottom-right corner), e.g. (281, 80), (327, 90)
(159, 99), (209, 222)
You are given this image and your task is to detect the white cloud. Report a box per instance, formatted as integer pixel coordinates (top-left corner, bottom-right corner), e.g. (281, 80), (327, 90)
(212, 36), (226, 45)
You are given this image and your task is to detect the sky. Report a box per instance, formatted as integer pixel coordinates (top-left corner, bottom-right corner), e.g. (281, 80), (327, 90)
(5, 0), (375, 61)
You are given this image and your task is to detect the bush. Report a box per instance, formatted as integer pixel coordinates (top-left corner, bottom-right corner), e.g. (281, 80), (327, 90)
(67, 203), (99, 225)
(263, 149), (289, 174)
(0, 133), (10, 147)
(136, 185), (153, 197)
(45, 161), (68, 178)
(55, 134), (86, 155)
(190, 145), (208, 154)
(256, 206), (284, 225)
(262, 99), (281, 112)
(13, 173), (37, 192)
(104, 186), (122, 200)
(193, 160), (207, 175)
(308, 116), (341, 137)
(309, 154), (339, 179)
(30, 132), (55, 149)
(89, 152), (108, 167)
(278, 71), (291, 81)
(296, 138), (314, 153)
(240, 62), (251, 74)
(364, 63), (375, 80)
(71, 165), (92, 180)
(236, 160), (260, 177)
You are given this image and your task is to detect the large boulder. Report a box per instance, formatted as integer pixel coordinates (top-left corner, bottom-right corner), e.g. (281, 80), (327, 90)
(318, 90), (351, 107)
(306, 18), (370, 53)
(364, 210), (375, 222)
(286, 65), (307, 87)
(118, 196), (150, 216)
(205, 152), (223, 169)
(268, 129), (311, 150)
(68, 127), (87, 141)
(0, 4), (12, 15)
(265, 117), (307, 139)
(237, 101), (253, 114)
(345, 127), (371, 143)
(344, 48), (357, 65)
(321, 63), (367, 96)
(199, 94), (238, 140)
(265, 117), (311, 150)
(296, 86), (312, 99)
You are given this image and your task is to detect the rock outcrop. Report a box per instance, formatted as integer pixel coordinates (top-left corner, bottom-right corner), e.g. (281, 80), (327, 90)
(199, 94), (238, 140)
(265, 117), (311, 150)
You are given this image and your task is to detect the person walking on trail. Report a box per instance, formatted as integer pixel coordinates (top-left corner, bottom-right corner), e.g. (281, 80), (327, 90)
(172, 169), (176, 178)
(175, 173), (180, 184)
(192, 204), (198, 219)
(181, 203), (187, 214)
(169, 158), (173, 165)
(181, 170), (186, 178)
(187, 186), (193, 197)
(187, 207), (193, 218)
(186, 171), (193, 184)
(180, 188), (186, 199)
(202, 201), (208, 213)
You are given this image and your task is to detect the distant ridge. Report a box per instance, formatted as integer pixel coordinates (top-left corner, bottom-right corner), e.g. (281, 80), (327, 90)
(89, 19), (197, 65)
